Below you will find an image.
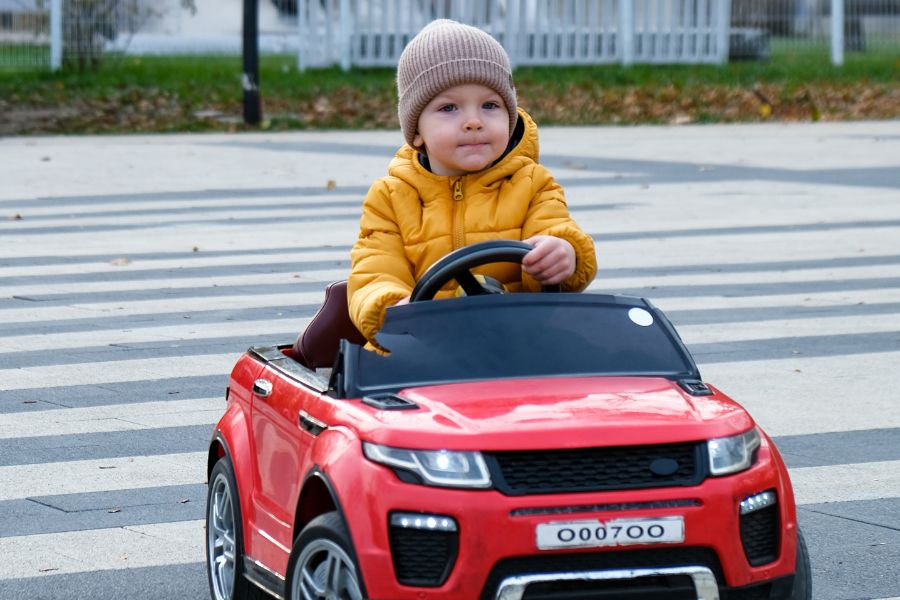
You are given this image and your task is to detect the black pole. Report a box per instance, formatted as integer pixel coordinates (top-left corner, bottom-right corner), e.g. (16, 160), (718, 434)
(242, 0), (262, 125)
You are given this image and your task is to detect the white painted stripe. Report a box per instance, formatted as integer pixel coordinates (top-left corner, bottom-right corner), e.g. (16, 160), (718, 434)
(5, 282), (900, 327)
(699, 352), (900, 437)
(678, 313), (900, 344)
(5, 264), (900, 309)
(0, 206), (360, 231)
(0, 249), (349, 278)
(0, 398), (223, 440)
(0, 292), (326, 324)
(0, 269), (347, 299)
(0, 452), (205, 501)
(0, 317), (310, 353)
(791, 460), (900, 506)
(3, 193), (362, 218)
(0, 305), (895, 357)
(0, 520), (203, 580)
(647, 288), (900, 311)
(602, 263), (900, 290)
(0, 354), (234, 391)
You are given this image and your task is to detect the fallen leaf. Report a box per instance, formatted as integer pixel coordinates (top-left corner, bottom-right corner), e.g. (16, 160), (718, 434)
(99, 465), (117, 470)
(179, 498), (190, 504)
(192, 246), (200, 252)
(8, 213), (23, 221)
(110, 257), (130, 266)
(326, 179), (337, 191)
(108, 507), (121, 513)
(39, 567), (59, 573)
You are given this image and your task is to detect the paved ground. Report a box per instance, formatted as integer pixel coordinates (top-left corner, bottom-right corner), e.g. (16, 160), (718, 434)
(0, 120), (899, 599)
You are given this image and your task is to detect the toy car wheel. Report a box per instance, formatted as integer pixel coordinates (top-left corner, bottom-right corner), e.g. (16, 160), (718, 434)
(286, 511), (365, 600)
(792, 528), (813, 599)
(206, 457), (265, 600)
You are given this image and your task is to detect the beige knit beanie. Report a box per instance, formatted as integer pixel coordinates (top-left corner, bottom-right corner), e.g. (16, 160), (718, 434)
(397, 19), (517, 148)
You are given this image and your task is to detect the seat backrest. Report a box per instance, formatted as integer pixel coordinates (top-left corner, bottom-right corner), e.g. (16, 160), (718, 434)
(293, 281), (367, 369)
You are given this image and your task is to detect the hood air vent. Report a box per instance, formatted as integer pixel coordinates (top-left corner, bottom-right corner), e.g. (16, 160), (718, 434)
(362, 394), (419, 410)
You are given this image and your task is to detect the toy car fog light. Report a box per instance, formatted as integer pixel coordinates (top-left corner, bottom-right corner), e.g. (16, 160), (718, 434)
(707, 427), (761, 476)
(363, 442), (492, 488)
(390, 512), (458, 532)
(740, 490), (777, 515)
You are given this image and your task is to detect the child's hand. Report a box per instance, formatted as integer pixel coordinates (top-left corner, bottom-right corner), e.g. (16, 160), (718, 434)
(522, 236), (575, 285)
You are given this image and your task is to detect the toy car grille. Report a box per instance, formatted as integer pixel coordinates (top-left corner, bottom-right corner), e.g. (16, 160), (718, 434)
(740, 503), (780, 566)
(479, 547), (724, 600)
(485, 442), (704, 495)
(388, 526), (458, 587)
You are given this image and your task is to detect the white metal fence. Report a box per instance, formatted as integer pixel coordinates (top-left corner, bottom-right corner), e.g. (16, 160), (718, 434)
(2, 0), (899, 70)
(298, 0), (732, 70)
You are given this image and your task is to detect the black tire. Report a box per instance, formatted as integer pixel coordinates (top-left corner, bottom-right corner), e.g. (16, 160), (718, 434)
(285, 511), (366, 600)
(206, 456), (267, 600)
(791, 528), (813, 600)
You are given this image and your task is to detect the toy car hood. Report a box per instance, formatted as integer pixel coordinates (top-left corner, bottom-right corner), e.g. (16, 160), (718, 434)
(348, 375), (754, 452)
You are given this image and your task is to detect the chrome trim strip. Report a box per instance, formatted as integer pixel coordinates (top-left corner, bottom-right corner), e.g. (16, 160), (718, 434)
(495, 566), (719, 600)
(249, 345), (329, 393)
(242, 556), (286, 600)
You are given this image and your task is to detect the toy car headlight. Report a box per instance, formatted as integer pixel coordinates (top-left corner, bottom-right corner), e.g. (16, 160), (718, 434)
(363, 442), (491, 488)
(707, 427), (761, 476)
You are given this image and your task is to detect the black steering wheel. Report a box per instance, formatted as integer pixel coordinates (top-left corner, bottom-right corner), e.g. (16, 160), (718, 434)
(409, 240), (559, 302)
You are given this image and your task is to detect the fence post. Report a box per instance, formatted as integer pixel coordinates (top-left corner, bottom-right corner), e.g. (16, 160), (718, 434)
(505, 0), (520, 68)
(339, 0), (351, 71)
(297, 0), (307, 72)
(619, 0), (634, 66)
(50, 0), (62, 71)
(831, 0), (844, 66)
(715, 0), (732, 64)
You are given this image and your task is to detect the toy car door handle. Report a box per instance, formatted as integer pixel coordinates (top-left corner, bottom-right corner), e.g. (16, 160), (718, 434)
(298, 410), (328, 436)
(252, 378), (273, 397)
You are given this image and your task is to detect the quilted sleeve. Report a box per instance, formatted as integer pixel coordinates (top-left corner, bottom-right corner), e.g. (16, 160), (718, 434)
(348, 179), (415, 344)
(521, 165), (598, 292)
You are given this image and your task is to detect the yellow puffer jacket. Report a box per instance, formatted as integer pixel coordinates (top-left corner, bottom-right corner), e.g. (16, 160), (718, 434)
(348, 108), (598, 344)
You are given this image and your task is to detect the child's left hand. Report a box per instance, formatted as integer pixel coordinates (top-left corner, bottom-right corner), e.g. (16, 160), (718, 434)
(522, 236), (576, 285)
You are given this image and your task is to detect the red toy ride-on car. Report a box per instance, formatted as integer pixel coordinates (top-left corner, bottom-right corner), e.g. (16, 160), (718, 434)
(205, 240), (812, 600)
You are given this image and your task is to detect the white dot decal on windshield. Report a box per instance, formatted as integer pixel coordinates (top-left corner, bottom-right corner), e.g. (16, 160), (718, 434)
(628, 307), (654, 327)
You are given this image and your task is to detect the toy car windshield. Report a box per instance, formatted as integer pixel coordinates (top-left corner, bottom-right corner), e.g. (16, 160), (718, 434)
(338, 292), (699, 397)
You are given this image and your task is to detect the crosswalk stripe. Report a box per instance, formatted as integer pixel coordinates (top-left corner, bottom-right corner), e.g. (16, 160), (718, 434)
(0, 318), (309, 353)
(0, 453), (206, 502)
(791, 460), (900, 506)
(678, 313), (900, 344)
(0, 520), (204, 580)
(0, 355), (235, 392)
(700, 352), (900, 437)
(0, 248), (350, 278)
(0, 292), (327, 324)
(0, 398), (223, 439)
(0, 269), (346, 298)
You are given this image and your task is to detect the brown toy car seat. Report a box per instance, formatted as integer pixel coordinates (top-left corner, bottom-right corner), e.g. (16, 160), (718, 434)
(293, 281), (367, 369)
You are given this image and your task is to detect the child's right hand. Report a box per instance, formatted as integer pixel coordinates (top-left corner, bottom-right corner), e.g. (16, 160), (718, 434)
(522, 236), (576, 285)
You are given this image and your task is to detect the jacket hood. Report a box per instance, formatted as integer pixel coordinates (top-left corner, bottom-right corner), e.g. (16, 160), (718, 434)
(387, 108), (540, 194)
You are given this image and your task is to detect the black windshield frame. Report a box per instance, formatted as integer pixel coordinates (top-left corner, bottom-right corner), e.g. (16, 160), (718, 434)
(336, 293), (700, 398)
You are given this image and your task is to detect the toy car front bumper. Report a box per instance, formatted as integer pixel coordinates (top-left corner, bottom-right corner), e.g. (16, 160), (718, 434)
(344, 444), (798, 600)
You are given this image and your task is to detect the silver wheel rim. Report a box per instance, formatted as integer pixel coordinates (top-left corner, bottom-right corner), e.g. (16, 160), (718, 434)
(207, 472), (237, 600)
(292, 538), (363, 600)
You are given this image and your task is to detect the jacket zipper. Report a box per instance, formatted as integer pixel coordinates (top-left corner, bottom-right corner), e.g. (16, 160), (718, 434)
(452, 177), (465, 250)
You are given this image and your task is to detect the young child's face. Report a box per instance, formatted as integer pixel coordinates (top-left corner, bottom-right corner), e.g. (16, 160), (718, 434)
(413, 83), (510, 177)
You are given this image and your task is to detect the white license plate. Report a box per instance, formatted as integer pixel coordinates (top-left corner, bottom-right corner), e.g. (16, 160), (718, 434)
(536, 516), (685, 550)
